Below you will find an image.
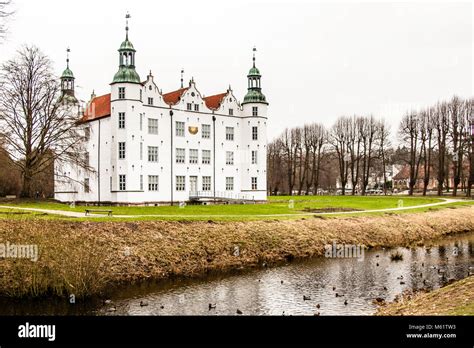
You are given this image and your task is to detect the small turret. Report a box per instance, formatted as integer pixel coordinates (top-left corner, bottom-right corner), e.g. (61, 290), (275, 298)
(112, 13), (141, 84)
(61, 48), (77, 103)
(242, 47), (268, 105)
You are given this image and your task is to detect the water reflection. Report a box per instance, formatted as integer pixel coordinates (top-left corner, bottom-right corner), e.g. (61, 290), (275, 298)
(1, 233), (473, 316)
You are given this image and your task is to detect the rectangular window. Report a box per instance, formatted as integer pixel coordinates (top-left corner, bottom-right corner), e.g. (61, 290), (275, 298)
(229, 108), (234, 116)
(119, 174), (126, 191)
(140, 142), (143, 160)
(176, 176), (185, 191)
(148, 118), (158, 134)
(148, 175), (159, 191)
(226, 127), (234, 141)
(252, 126), (258, 140)
(251, 177), (258, 190)
(226, 177), (234, 191)
(118, 87), (125, 99)
(202, 150), (211, 164)
(176, 121), (185, 137)
(140, 175), (143, 191)
(148, 146), (159, 162)
(148, 97), (154, 106)
(202, 124), (211, 139)
(84, 152), (90, 167)
(140, 89), (142, 102)
(226, 151), (234, 165)
(118, 142), (126, 159)
(187, 103), (192, 111)
(176, 148), (185, 163)
(118, 112), (125, 129)
(194, 104), (199, 112)
(252, 150), (258, 164)
(189, 149), (198, 164)
(140, 114), (143, 131)
(110, 176), (112, 191)
(84, 178), (90, 193)
(202, 176), (211, 191)
(252, 106), (258, 116)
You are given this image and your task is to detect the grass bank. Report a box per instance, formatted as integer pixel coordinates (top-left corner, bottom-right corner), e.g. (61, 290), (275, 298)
(376, 276), (474, 315)
(0, 206), (472, 298)
(0, 195), (451, 221)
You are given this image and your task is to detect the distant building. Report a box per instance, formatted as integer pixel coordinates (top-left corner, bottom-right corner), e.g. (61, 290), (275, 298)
(54, 17), (268, 204)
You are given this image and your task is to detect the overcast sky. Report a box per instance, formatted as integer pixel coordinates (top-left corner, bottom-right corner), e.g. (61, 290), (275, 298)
(0, 0), (472, 140)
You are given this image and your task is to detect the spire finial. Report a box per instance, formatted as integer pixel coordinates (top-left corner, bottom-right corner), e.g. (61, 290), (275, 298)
(181, 69), (184, 88)
(66, 47), (70, 69)
(252, 46), (257, 67)
(125, 12), (131, 40)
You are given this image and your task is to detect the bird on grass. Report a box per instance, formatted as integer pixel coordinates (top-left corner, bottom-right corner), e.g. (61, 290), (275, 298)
(303, 295), (311, 301)
(236, 309), (243, 315)
(140, 301), (148, 307)
(209, 303), (216, 310)
(344, 300), (348, 305)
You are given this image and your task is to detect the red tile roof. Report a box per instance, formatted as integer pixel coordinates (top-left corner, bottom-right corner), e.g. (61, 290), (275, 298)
(203, 92), (227, 110)
(163, 87), (188, 105)
(81, 94), (111, 122)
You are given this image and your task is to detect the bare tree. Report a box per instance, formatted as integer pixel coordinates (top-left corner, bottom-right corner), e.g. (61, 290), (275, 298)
(347, 116), (362, 195)
(0, 46), (88, 197)
(296, 127), (307, 195)
(330, 117), (351, 195)
(376, 118), (391, 195)
(448, 96), (468, 196)
(282, 128), (299, 195)
(267, 137), (284, 195)
(0, 1), (13, 39)
(467, 98), (474, 197)
(419, 108), (434, 195)
(305, 123), (326, 195)
(399, 111), (422, 195)
(360, 115), (377, 195)
(433, 102), (450, 195)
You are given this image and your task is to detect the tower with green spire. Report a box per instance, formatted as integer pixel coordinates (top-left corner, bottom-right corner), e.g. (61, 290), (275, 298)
(61, 48), (77, 103)
(112, 13), (141, 84)
(242, 47), (268, 105)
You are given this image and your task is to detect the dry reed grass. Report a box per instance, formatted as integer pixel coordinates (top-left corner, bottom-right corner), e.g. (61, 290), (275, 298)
(0, 206), (472, 298)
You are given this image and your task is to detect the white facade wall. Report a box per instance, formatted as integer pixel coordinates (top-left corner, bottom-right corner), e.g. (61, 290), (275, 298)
(55, 75), (268, 204)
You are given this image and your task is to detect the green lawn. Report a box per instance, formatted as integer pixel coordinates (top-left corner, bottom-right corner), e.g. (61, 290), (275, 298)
(0, 195), (462, 221)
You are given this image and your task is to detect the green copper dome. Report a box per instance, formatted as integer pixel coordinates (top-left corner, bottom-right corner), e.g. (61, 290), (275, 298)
(248, 66), (261, 76)
(112, 66), (141, 84)
(61, 67), (74, 79)
(243, 89), (267, 104)
(119, 39), (135, 52)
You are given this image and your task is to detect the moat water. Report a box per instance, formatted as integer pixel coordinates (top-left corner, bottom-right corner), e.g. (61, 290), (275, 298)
(1, 232), (473, 316)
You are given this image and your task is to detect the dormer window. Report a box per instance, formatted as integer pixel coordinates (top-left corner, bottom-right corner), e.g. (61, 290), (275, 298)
(194, 104), (199, 112)
(229, 108), (234, 116)
(148, 97), (153, 106)
(187, 103), (192, 111)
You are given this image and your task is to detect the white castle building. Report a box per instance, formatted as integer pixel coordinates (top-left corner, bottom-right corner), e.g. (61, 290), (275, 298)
(54, 20), (268, 204)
